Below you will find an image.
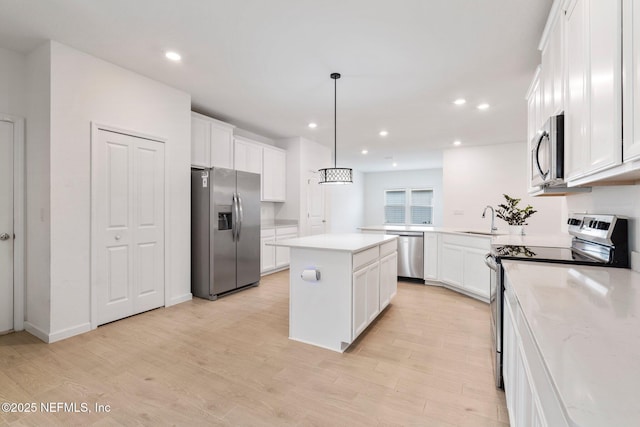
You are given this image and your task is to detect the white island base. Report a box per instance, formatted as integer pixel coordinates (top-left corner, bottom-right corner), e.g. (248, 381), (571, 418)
(271, 233), (398, 352)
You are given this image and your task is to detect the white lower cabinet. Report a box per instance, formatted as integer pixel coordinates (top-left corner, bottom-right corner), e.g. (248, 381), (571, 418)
(379, 252), (398, 310)
(261, 229), (276, 273)
(352, 261), (380, 338)
(424, 233), (439, 281)
(503, 276), (569, 427)
(262, 226), (298, 274)
(440, 234), (490, 300)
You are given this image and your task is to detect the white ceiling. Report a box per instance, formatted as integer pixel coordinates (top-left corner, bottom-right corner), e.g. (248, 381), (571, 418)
(0, 0), (552, 172)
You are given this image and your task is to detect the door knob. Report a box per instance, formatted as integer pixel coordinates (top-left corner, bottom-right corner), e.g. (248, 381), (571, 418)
(0, 233), (10, 241)
(115, 235), (121, 241)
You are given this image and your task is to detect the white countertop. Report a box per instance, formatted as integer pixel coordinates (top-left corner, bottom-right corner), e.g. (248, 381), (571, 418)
(502, 261), (640, 427)
(261, 219), (298, 229)
(360, 225), (573, 247)
(269, 233), (397, 253)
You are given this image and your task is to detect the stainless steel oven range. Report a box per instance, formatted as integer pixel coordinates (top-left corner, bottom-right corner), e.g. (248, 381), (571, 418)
(485, 214), (629, 388)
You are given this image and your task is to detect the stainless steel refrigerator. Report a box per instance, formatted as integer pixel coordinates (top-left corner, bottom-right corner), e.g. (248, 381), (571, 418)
(191, 167), (261, 300)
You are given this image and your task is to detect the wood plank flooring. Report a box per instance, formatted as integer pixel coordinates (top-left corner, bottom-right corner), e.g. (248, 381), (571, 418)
(0, 271), (508, 426)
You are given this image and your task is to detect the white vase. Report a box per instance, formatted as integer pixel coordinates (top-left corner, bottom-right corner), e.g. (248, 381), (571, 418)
(509, 225), (524, 235)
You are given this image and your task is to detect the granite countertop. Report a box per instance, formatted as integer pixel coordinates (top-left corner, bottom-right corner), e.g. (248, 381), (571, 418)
(268, 233), (397, 253)
(502, 261), (640, 427)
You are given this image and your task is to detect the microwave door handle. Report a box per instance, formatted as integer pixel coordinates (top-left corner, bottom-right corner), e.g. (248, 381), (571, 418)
(535, 131), (549, 180)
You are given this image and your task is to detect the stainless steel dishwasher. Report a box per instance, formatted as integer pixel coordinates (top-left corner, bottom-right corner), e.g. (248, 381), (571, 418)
(386, 231), (424, 279)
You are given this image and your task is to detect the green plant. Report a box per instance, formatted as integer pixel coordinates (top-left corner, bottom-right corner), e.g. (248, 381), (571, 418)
(496, 194), (537, 226)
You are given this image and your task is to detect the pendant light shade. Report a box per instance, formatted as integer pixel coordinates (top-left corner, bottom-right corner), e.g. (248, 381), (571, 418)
(319, 72), (353, 184)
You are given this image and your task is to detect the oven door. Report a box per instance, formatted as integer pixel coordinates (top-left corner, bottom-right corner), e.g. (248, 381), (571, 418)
(485, 253), (503, 388)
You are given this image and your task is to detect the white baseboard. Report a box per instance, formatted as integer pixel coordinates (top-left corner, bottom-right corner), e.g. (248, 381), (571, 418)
(168, 293), (192, 306)
(25, 321), (92, 343)
(24, 321), (50, 343)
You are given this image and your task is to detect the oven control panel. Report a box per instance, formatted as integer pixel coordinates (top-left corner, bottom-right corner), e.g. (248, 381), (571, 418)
(567, 214), (624, 245)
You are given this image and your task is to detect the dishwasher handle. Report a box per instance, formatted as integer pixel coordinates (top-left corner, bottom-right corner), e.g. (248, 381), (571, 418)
(385, 231), (424, 237)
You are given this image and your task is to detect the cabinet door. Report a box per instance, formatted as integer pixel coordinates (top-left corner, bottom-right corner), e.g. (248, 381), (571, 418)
(463, 247), (490, 299)
(587, 0), (622, 173)
(565, 0), (588, 180)
(623, 0), (640, 161)
(352, 267), (368, 338)
(234, 139), (262, 175)
(262, 147), (286, 201)
(366, 262), (380, 323)
(210, 123), (234, 169)
(275, 233), (296, 268)
(191, 116), (211, 168)
(440, 244), (463, 287)
(424, 233), (439, 281)
(261, 237), (276, 273)
(379, 253), (395, 310)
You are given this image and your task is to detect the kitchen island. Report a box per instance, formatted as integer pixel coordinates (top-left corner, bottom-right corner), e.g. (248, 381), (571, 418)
(270, 233), (398, 352)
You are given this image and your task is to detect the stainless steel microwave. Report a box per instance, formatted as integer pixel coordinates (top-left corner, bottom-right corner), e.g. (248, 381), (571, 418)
(530, 114), (564, 188)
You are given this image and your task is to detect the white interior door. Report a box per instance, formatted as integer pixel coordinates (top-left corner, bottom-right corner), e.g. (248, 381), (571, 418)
(94, 129), (165, 326)
(0, 120), (14, 333)
(306, 173), (326, 235)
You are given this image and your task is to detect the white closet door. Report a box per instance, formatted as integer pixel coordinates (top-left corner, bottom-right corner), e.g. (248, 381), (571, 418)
(306, 173), (326, 235)
(94, 129), (165, 325)
(0, 120), (14, 333)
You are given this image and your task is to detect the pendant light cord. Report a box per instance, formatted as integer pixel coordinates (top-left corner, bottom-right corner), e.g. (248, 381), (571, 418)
(334, 75), (337, 168)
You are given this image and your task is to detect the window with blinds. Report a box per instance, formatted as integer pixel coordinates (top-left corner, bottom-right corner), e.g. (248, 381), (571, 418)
(384, 190), (406, 224)
(410, 189), (433, 225)
(384, 188), (433, 225)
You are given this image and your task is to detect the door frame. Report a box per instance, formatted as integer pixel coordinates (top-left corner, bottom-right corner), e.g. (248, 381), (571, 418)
(90, 122), (168, 330)
(1, 114), (25, 332)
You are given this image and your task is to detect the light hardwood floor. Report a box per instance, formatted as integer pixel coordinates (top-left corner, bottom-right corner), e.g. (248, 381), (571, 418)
(0, 271), (508, 426)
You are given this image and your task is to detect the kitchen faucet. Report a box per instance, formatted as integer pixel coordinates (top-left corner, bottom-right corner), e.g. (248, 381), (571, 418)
(482, 205), (498, 233)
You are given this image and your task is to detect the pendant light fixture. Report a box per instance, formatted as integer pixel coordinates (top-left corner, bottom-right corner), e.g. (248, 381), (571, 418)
(319, 72), (353, 184)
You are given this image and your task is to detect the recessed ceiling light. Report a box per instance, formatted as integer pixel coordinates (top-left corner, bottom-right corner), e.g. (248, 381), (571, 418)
(165, 51), (182, 61)
(361, 149), (368, 155)
(453, 140), (462, 146)
(477, 103), (490, 110)
(379, 130), (388, 137)
(308, 122), (317, 129)
(454, 98), (466, 105)
(392, 162), (397, 167)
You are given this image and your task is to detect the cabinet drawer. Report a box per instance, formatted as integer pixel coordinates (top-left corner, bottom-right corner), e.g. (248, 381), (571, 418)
(261, 228), (275, 238)
(353, 246), (379, 271)
(276, 226), (298, 236)
(380, 239), (397, 257)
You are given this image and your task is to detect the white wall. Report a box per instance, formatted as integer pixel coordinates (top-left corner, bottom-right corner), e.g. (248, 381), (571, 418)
(25, 43), (52, 337)
(328, 170), (364, 233)
(39, 41), (192, 341)
(565, 186), (640, 253)
(0, 46), (26, 117)
(363, 169), (444, 226)
(443, 142), (564, 234)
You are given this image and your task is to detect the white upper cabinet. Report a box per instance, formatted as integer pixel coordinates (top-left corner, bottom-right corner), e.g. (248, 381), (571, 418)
(540, 5), (564, 120)
(190, 112), (235, 169)
(234, 137), (263, 175)
(564, 0), (622, 182)
(234, 136), (287, 202)
(262, 146), (286, 202)
(622, 0), (640, 163)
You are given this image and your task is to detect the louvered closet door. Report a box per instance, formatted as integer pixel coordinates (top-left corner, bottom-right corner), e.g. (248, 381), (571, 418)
(94, 129), (165, 325)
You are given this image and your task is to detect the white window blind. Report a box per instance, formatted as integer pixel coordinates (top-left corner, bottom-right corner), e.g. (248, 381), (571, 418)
(410, 189), (433, 225)
(384, 190), (406, 224)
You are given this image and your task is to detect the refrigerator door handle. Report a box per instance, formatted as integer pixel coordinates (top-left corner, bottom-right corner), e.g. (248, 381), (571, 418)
(237, 194), (244, 241)
(232, 193), (239, 241)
